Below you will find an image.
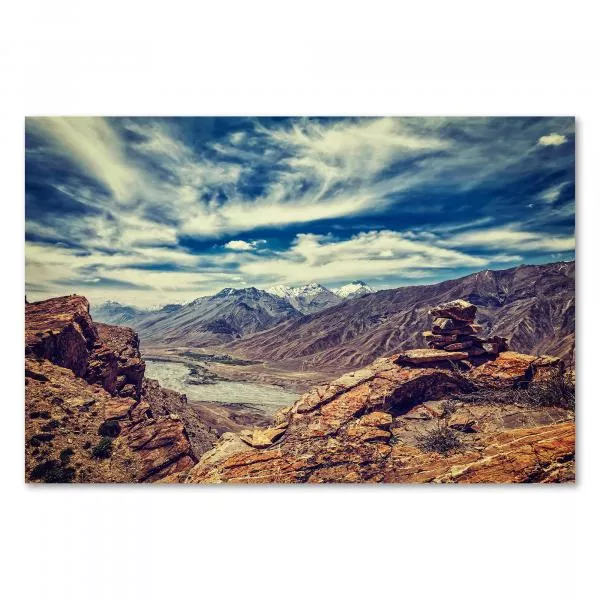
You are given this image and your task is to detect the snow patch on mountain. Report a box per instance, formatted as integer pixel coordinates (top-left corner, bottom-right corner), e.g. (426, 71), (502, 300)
(332, 281), (375, 299)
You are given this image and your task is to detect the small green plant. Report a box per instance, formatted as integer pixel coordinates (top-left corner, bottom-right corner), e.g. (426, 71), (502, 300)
(41, 419), (60, 432)
(29, 433), (54, 447)
(91, 437), (113, 459)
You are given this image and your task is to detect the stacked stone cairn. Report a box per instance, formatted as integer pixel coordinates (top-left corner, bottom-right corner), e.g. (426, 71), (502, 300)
(423, 299), (507, 357)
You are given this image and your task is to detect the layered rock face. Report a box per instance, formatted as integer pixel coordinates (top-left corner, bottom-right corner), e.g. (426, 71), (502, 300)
(86, 323), (145, 399)
(178, 318), (574, 484)
(25, 295), (208, 483)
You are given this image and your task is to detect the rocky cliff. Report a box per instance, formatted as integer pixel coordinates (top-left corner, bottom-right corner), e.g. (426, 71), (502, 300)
(173, 349), (574, 484)
(25, 295), (216, 483)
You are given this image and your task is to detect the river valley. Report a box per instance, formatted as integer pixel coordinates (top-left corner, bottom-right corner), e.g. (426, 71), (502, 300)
(144, 359), (298, 414)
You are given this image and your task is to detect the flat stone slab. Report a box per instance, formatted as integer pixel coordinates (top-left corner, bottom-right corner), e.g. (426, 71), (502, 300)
(396, 348), (469, 364)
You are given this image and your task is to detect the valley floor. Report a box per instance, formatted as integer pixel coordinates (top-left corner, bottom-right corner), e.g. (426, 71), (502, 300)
(142, 345), (338, 393)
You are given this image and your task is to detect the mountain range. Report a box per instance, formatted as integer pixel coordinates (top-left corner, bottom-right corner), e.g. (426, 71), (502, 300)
(92, 263), (575, 367)
(226, 261), (575, 369)
(92, 280), (375, 344)
(266, 281), (373, 313)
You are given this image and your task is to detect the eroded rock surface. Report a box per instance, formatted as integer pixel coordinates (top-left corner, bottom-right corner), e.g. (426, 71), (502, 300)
(86, 323), (145, 399)
(25, 296), (203, 483)
(183, 351), (574, 484)
(26, 295), (97, 376)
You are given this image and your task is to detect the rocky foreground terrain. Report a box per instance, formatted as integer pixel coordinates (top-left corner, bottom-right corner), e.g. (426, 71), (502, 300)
(25, 295), (217, 483)
(170, 349), (575, 484)
(25, 295), (575, 484)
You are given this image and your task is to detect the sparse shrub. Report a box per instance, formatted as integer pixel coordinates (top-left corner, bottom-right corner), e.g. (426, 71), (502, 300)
(59, 448), (74, 465)
(414, 398), (464, 455)
(416, 422), (463, 456)
(30, 460), (75, 483)
(519, 370), (575, 410)
(453, 368), (575, 410)
(29, 411), (50, 419)
(98, 419), (121, 438)
(41, 419), (60, 432)
(29, 433), (54, 447)
(91, 437), (113, 459)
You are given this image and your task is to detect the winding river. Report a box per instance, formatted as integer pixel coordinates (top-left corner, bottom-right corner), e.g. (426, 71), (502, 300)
(144, 359), (298, 414)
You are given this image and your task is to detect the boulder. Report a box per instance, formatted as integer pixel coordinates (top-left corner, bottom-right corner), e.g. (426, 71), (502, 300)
(429, 299), (477, 322)
(25, 295), (97, 377)
(239, 423), (288, 449)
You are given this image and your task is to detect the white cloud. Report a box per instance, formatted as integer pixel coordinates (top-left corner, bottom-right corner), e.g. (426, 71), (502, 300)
(229, 131), (246, 145)
(25, 117), (574, 306)
(224, 240), (256, 251)
(538, 133), (567, 146)
(239, 230), (492, 285)
(27, 117), (137, 203)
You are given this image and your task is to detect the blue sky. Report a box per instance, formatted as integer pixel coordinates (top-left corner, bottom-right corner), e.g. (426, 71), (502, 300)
(25, 117), (575, 308)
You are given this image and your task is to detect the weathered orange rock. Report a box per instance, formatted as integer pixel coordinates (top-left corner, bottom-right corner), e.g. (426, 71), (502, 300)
(25, 295), (97, 376)
(25, 296), (200, 483)
(184, 351), (574, 484)
(239, 422), (288, 449)
(25, 358), (197, 483)
(468, 351), (563, 388)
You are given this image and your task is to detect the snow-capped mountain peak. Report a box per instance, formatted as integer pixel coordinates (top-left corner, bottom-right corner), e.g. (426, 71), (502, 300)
(266, 283), (340, 314)
(332, 281), (375, 299)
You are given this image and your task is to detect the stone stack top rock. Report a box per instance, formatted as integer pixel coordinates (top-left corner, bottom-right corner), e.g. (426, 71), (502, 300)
(428, 299), (478, 322)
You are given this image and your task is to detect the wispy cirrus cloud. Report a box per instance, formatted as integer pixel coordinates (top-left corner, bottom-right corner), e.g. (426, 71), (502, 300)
(238, 230), (520, 286)
(441, 225), (575, 253)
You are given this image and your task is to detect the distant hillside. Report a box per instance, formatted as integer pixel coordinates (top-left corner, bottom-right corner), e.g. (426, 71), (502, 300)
(93, 279), (378, 345)
(225, 262), (575, 369)
(95, 287), (302, 347)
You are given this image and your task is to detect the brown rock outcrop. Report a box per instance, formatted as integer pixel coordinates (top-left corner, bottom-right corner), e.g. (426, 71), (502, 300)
(25, 295), (97, 376)
(182, 350), (574, 484)
(86, 323), (145, 399)
(25, 296), (206, 483)
(468, 351), (564, 389)
(25, 358), (196, 482)
(141, 378), (217, 458)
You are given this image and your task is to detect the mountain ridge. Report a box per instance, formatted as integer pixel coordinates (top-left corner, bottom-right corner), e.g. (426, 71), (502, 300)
(225, 261), (575, 369)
